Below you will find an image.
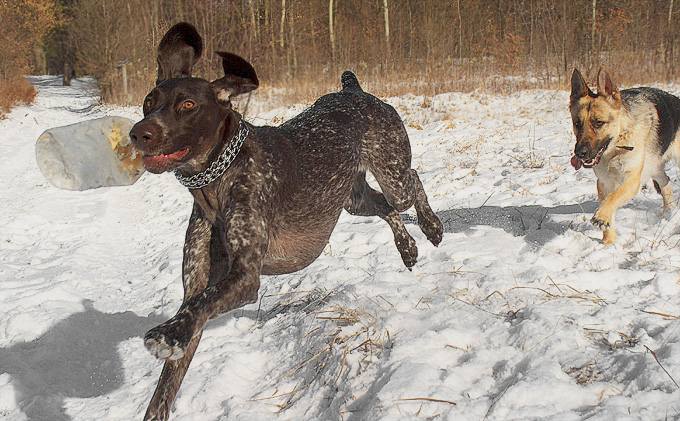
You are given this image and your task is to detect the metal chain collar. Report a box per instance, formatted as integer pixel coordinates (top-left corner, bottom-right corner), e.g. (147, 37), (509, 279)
(174, 121), (249, 189)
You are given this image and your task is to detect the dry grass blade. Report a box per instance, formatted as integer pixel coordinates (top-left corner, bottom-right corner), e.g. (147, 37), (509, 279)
(314, 306), (367, 325)
(508, 285), (558, 298)
(398, 397), (457, 406)
(250, 389), (297, 401)
(508, 284), (607, 305)
(448, 294), (504, 318)
(639, 309), (680, 320)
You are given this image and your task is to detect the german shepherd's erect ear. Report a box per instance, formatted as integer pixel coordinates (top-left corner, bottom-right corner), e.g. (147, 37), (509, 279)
(570, 68), (594, 102)
(596, 68), (622, 106)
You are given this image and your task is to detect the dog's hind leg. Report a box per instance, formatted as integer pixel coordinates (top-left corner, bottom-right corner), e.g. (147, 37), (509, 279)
(364, 125), (443, 247)
(345, 172), (418, 268)
(597, 180), (606, 201)
(652, 156), (680, 212)
(367, 160), (443, 247)
(409, 169), (444, 246)
(652, 169), (673, 211)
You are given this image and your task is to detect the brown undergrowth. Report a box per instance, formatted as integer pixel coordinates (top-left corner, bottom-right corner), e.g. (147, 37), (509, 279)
(0, 78), (36, 118)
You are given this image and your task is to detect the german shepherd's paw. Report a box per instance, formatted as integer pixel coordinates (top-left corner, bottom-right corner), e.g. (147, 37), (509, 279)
(661, 204), (674, 218)
(144, 315), (193, 361)
(602, 229), (617, 245)
(591, 211), (611, 229)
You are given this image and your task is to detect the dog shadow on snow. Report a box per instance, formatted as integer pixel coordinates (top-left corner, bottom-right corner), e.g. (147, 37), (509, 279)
(0, 300), (165, 421)
(0, 295), (306, 421)
(405, 200), (599, 246)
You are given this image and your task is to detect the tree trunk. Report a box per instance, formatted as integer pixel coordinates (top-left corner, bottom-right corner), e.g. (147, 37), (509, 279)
(591, 0), (597, 54)
(667, 0), (674, 78)
(250, 0), (259, 43)
(280, 0), (286, 48)
(329, 0), (336, 63)
(383, 0), (390, 62)
(457, 0), (463, 61)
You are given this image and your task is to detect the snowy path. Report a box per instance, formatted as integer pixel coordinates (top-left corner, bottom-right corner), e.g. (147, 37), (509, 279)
(1, 76), (679, 420)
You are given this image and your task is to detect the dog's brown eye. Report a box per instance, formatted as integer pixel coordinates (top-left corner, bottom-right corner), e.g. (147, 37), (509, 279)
(591, 120), (605, 129)
(144, 97), (152, 109)
(180, 100), (196, 111)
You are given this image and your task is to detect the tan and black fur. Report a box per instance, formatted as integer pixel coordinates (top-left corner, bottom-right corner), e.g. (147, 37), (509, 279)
(570, 68), (680, 244)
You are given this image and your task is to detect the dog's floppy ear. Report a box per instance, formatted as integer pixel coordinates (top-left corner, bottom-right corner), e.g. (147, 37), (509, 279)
(570, 68), (593, 101)
(156, 22), (203, 84)
(596, 68), (620, 101)
(211, 52), (259, 103)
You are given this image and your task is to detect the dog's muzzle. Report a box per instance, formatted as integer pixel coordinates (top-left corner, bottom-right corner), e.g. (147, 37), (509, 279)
(130, 120), (190, 173)
(571, 139), (611, 170)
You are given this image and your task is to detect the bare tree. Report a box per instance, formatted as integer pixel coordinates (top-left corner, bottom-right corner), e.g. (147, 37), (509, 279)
(280, 0), (286, 48)
(41, 0), (680, 104)
(383, 0), (390, 60)
(591, 0), (597, 53)
(329, 0), (336, 62)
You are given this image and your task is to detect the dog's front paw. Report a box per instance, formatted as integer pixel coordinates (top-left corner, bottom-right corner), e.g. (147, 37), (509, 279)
(144, 315), (193, 361)
(602, 228), (617, 245)
(591, 211), (611, 229)
(395, 234), (418, 269)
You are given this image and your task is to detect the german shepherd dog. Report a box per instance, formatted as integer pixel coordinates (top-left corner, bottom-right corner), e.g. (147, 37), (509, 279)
(569, 68), (680, 244)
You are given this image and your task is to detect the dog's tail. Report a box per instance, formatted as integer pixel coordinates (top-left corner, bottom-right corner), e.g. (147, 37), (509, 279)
(341, 71), (363, 92)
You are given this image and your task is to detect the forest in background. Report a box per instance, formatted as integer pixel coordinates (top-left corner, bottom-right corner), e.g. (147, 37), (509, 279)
(3, 0), (680, 106)
(0, 0), (59, 114)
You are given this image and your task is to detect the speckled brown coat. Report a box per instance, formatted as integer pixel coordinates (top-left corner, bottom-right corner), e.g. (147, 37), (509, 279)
(129, 22), (443, 421)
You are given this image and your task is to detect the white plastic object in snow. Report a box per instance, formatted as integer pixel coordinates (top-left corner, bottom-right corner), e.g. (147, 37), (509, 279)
(35, 116), (145, 190)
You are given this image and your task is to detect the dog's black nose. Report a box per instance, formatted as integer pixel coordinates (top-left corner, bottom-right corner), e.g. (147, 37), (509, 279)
(574, 143), (589, 159)
(130, 129), (153, 142)
(130, 122), (162, 147)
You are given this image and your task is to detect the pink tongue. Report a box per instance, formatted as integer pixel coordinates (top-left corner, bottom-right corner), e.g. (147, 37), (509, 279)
(144, 149), (189, 162)
(570, 155), (582, 170)
(143, 148), (189, 168)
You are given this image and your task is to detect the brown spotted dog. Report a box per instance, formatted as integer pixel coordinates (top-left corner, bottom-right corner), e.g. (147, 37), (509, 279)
(129, 22), (443, 420)
(570, 68), (680, 245)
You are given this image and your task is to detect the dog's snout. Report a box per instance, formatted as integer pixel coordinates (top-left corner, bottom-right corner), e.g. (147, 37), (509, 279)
(574, 143), (589, 158)
(130, 121), (162, 148)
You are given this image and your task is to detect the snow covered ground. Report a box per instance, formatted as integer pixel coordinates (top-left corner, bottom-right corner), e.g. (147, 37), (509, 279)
(1, 75), (679, 421)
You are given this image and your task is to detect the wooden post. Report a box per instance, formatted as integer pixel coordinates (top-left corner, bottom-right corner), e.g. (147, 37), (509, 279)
(116, 60), (130, 104)
(63, 62), (72, 86)
(121, 65), (128, 102)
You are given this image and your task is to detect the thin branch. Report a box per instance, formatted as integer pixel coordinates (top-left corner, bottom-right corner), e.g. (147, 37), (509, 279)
(644, 345), (680, 389)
